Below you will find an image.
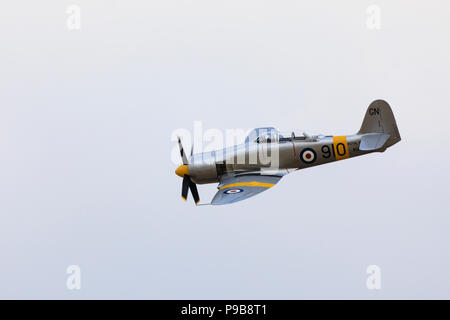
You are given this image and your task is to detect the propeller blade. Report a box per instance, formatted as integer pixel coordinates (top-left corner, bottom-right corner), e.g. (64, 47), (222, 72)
(181, 176), (189, 201)
(188, 179), (200, 205)
(177, 136), (188, 165)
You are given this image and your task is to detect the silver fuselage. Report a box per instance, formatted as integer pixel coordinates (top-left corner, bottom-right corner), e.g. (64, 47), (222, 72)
(188, 134), (380, 184)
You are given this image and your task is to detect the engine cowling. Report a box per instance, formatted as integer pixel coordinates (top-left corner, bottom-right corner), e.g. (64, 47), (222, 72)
(188, 152), (219, 184)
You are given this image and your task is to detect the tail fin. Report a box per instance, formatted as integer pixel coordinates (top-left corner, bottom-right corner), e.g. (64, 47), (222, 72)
(358, 100), (401, 149)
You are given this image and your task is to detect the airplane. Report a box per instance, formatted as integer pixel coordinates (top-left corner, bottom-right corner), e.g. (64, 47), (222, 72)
(175, 99), (401, 205)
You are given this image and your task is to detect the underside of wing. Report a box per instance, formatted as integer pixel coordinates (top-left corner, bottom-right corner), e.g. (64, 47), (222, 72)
(211, 174), (282, 205)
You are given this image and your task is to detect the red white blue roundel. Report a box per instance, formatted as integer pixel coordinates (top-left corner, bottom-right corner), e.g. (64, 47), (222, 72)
(224, 188), (244, 194)
(300, 148), (317, 164)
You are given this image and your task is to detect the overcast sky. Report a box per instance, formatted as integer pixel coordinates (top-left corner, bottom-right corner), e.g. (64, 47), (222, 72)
(1, 0), (450, 299)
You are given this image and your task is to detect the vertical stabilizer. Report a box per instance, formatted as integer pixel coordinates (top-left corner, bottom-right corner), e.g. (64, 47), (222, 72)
(358, 100), (401, 148)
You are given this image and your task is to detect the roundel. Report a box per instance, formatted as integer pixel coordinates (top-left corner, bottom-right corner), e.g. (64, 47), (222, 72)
(300, 148), (317, 164)
(224, 188), (244, 194)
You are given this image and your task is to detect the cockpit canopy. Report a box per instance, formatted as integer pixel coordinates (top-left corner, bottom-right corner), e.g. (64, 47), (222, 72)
(245, 127), (281, 144)
(245, 127), (317, 144)
(245, 127), (323, 143)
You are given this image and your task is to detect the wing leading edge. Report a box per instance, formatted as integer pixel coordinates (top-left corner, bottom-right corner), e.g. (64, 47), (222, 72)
(211, 175), (282, 205)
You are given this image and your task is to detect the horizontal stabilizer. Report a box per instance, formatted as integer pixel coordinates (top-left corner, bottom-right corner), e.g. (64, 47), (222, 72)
(359, 133), (390, 151)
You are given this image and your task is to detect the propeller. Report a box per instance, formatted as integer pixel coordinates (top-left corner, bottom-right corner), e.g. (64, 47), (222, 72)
(175, 136), (200, 205)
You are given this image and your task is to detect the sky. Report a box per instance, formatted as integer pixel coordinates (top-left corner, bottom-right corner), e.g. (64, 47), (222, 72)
(1, 0), (450, 299)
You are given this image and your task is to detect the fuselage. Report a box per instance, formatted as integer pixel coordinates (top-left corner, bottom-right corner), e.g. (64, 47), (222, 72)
(185, 133), (378, 184)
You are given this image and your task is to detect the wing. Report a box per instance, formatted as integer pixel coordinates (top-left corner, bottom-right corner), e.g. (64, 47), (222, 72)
(211, 174), (282, 205)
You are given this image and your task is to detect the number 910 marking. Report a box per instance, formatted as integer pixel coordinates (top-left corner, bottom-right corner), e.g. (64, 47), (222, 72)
(321, 136), (350, 160)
